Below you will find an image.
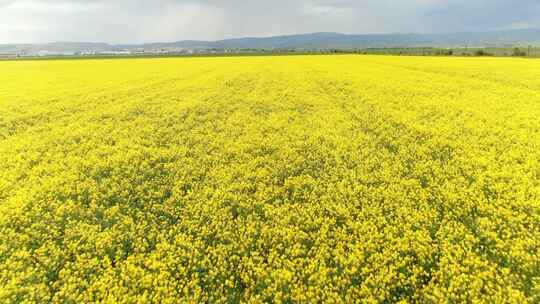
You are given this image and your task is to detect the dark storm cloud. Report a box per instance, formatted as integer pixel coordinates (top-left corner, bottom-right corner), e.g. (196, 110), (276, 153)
(0, 0), (538, 43)
(421, 0), (540, 32)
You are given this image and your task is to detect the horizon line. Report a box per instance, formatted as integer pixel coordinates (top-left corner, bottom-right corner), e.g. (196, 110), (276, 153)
(1, 27), (539, 46)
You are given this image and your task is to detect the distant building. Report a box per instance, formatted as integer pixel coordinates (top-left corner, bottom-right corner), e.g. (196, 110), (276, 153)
(81, 51), (97, 56)
(0, 52), (18, 59)
(99, 50), (132, 55)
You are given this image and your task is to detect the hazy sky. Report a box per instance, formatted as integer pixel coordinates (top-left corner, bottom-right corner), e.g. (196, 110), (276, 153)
(1, 0), (539, 44)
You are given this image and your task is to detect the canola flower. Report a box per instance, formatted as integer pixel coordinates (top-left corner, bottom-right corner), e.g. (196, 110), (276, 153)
(0, 55), (539, 303)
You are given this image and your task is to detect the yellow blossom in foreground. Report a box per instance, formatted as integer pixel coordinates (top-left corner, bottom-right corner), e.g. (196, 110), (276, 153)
(0, 55), (539, 303)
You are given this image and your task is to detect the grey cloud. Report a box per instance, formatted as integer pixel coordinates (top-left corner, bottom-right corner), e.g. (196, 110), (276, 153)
(0, 0), (538, 43)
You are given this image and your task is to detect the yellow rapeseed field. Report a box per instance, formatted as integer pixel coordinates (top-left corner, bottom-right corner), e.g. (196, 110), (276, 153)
(1, 55), (539, 303)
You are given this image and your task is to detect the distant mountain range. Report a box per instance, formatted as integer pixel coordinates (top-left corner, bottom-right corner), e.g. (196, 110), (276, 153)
(2, 29), (540, 55)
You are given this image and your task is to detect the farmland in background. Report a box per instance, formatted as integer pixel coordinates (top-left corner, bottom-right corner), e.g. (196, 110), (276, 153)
(0, 55), (539, 303)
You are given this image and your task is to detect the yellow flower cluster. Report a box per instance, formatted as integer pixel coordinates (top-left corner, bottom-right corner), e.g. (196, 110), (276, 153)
(0, 55), (539, 303)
